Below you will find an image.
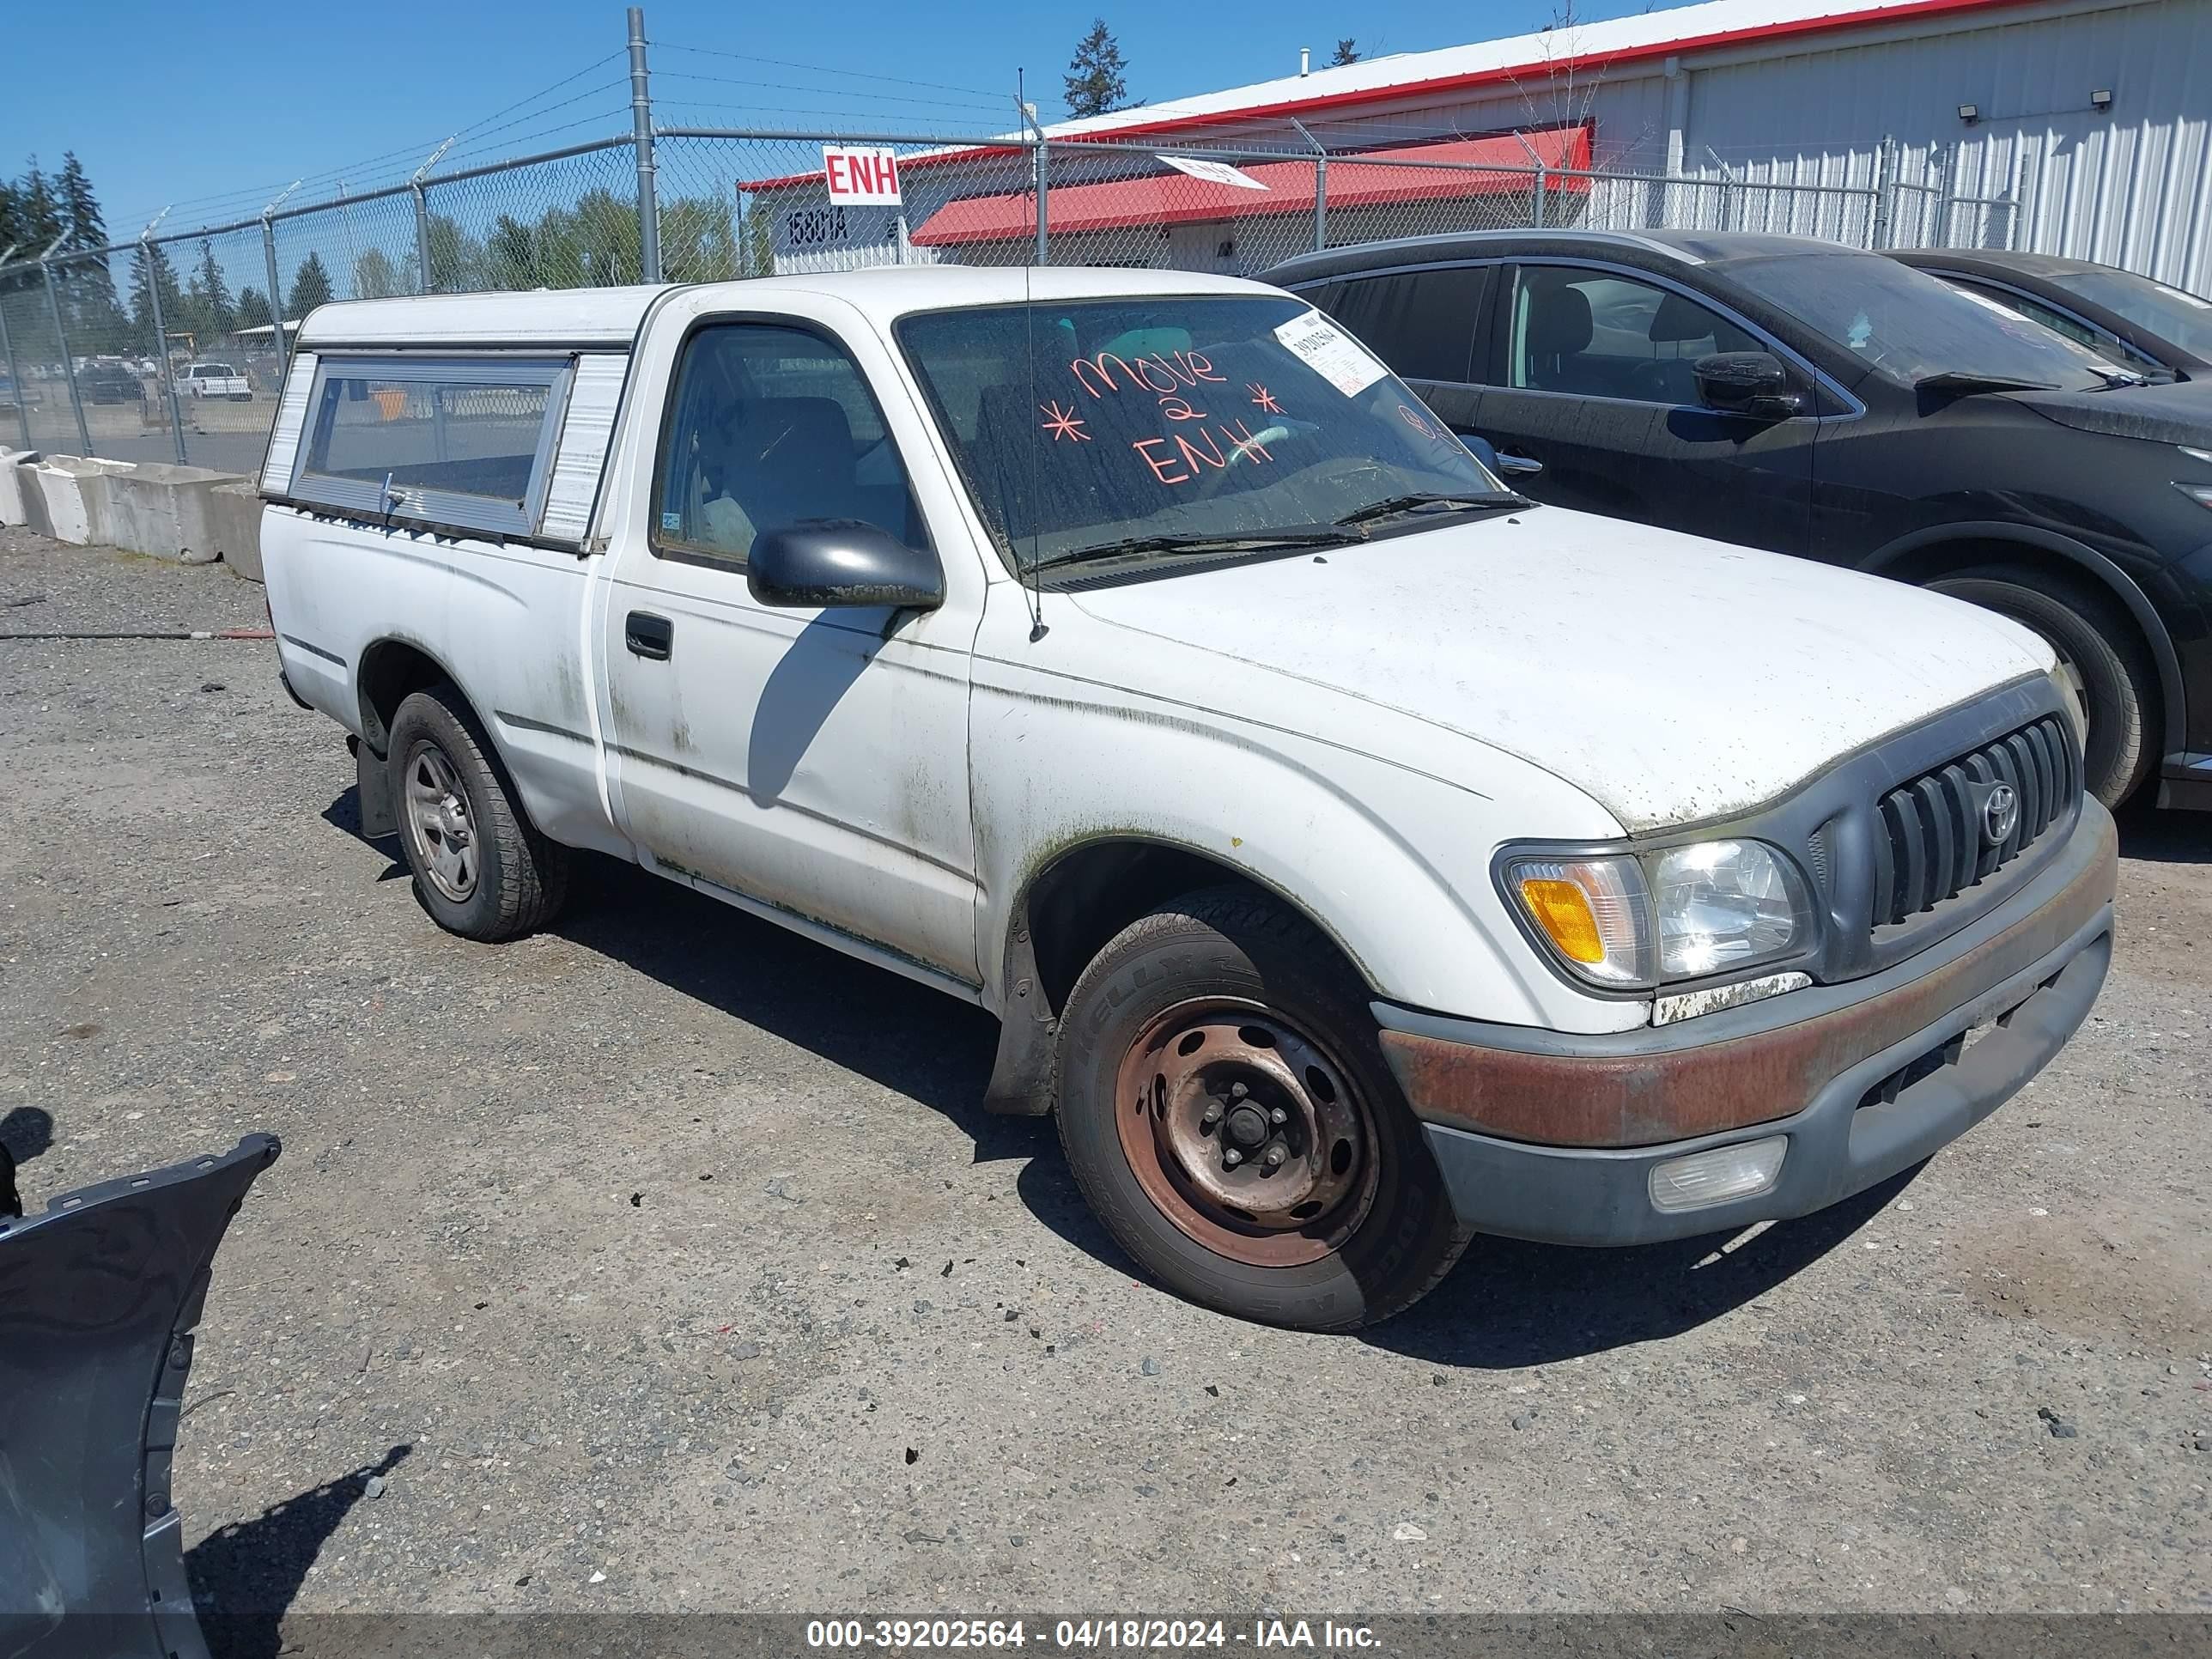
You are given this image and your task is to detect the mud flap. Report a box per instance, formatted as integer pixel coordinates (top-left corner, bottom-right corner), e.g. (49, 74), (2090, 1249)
(0, 1133), (281, 1659)
(351, 734), (397, 838)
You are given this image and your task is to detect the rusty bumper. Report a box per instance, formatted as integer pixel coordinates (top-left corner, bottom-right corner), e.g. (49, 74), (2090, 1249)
(1375, 802), (2116, 1246)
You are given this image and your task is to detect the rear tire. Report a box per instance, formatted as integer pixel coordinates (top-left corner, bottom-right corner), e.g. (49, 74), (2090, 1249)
(1928, 566), (2155, 808)
(1055, 887), (1471, 1330)
(386, 684), (568, 942)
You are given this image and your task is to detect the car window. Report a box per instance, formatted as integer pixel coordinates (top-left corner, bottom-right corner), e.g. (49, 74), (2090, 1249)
(1325, 267), (1485, 384)
(1940, 277), (2166, 374)
(653, 322), (925, 566)
(1723, 252), (2121, 391)
(2042, 266), (2212, 357)
(292, 356), (572, 534)
(1506, 266), (1760, 404)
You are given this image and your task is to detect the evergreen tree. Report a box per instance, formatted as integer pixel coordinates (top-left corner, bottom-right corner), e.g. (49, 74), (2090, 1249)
(352, 246), (401, 299)
(1331, 39), (1360, 65)
(284, 251), (334, 318)
(235, 285), (272, 331)
(189, 240), (236, 337)
(127, 241), (185, 338)
(11, 160), (64, 250)
(1064, 20), (1129, 118)
(57, 153), (106, 251)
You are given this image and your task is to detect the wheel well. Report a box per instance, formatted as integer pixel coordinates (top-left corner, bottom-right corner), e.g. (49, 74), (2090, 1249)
(981, 839), (1364, 1117)
(1869, 536), (2166, 741)
(356, 640), (455, 757)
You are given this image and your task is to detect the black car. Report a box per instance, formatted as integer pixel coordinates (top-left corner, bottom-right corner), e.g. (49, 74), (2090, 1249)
(1263, 229), (2212, 811)
(80, 362), (143, 406)
(1892, 249), (2212, 384)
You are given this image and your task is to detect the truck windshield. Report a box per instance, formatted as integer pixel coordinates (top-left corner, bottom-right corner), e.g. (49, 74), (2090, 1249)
(896, 295), (1506, 576)
(1722, 252), (2124, 392)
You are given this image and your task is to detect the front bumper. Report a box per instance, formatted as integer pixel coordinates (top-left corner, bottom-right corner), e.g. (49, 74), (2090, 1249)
(1377, 802), (2117, 1246)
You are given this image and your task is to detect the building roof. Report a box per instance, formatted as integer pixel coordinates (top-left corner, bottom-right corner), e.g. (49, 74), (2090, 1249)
(1039, 0), (2032, 140)
(910, 127), (1589, 249)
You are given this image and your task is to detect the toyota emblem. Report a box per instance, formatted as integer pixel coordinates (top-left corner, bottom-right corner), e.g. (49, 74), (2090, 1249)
(1982, 782), (2019, 846)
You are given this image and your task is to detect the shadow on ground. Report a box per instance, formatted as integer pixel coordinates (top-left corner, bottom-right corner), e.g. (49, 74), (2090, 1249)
(2118, 799), (2209, 865)
(187, 1445), (411, 1659)
(0, 1106), (55, 1217)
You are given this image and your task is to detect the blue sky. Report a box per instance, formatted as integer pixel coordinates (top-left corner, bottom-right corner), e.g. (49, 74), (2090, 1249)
(1, 0), (1665, 245)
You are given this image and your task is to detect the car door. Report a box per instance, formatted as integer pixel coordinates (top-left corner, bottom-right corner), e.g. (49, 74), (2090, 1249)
(1308, 264), (1492, 433)
(1469, 261), (1815, 554)
(596, 306), (984, 986)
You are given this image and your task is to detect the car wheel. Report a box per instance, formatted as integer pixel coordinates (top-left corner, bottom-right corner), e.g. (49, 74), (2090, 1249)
(386, 684), (568, 941)
(1055, 887), (1471, 1330)
(1928, 567), (2155, 807)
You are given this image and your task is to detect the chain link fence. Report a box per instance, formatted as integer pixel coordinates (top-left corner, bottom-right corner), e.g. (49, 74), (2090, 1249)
(0, 108), (2027, 476)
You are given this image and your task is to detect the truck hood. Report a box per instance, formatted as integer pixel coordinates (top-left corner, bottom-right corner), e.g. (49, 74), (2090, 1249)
(1066, 507), (2053, 832)
(2010, 376), (2212, 445)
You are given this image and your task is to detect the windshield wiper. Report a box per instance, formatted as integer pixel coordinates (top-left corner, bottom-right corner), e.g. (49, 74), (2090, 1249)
(1026, 525), (1356, 574)
(1334, 490), (1530, 529)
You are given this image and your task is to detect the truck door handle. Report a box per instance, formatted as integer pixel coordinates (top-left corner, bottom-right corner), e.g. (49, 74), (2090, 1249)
(624, 611), (673, 660)
(1493, 450), (1545, 477)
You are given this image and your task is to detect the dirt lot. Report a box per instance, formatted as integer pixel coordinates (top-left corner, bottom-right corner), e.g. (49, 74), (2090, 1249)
(2, 530), (2209, 1639)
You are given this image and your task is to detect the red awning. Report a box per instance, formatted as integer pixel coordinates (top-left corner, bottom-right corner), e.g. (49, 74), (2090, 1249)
(908, 126), (1589, 248)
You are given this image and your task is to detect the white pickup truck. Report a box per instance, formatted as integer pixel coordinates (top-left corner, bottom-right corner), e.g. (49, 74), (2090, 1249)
(182, 362), (252, 401)
(260, 269), (2114, 1329)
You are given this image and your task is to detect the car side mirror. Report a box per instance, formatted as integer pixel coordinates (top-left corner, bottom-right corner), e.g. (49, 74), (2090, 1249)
(746, 520), (945, 612)
(1693, 351), (1804, 420)
(1457, 432), (1504, 477)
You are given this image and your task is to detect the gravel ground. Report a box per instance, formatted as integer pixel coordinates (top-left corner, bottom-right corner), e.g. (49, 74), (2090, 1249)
(3, 529), (2209, 1639)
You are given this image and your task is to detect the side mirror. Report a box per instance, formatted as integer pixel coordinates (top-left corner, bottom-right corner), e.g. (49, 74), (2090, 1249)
(746, 520), (945, 611)
(1693, 351), (1805, 420)
(1457, 432), (1504, 477)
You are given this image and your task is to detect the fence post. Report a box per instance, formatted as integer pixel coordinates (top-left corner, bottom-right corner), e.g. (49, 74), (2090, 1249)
(1018, 102), (1049, 265)
(141, 216), (189, 465)
(1514, 131), (1547, 230)
(40, 238), (93, 457)
(628, 7), (662, 283)
(410, 138), (453, 295)
(1870, 135), (1895, 249)
(0, 244), (32, 450)
(261, 180), (299, 378)
(1288, 121), (1327, 252)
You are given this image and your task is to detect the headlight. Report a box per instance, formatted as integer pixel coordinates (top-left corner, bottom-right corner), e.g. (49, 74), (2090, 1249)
(1506, 839), (1814, 991)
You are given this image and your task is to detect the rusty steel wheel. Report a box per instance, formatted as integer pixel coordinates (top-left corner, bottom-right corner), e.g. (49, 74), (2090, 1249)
(1115, 1000), (1379, 1267)
(1057, 887), (1472, 1331)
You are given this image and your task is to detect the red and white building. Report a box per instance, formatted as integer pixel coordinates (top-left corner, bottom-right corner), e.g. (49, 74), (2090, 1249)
(754, 0), (2212, 288)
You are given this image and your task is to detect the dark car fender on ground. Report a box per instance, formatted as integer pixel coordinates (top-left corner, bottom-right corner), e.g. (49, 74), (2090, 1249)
(0, 1133), (280, 1659)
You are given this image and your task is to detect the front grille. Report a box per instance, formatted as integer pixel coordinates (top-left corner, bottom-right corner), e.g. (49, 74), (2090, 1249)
(1869, 714), (2078, 930)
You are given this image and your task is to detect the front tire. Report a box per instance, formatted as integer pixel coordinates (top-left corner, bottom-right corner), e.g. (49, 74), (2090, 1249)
(1055, 887), (1470, 1330)
(1928, 566), (2155, 808)
(386, 685), (568, 942)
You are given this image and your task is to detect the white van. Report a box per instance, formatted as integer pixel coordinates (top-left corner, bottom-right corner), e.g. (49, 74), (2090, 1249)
(258, 270), (2114, 1328)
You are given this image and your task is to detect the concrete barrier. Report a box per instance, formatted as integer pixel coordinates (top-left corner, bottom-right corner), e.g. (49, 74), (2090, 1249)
(103, 461), (252, 568)
(0, 450), (37, 526)
(208, 479), (264, 581)
(27, 456), (135, 547)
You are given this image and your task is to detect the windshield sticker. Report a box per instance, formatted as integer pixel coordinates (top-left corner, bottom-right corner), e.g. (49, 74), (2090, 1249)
(1272, 311), (1387, 397)
(1248, 382), (1283, 414)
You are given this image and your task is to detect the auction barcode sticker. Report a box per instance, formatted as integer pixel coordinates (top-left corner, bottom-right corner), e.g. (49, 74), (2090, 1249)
(1273, 310), (1389, 397)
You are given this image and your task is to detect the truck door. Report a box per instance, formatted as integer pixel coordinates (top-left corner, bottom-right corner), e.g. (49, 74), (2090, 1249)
(596, 313), (983, 986)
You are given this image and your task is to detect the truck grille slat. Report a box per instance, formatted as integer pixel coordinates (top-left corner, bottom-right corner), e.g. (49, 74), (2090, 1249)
(1869, 714), (2078, 932)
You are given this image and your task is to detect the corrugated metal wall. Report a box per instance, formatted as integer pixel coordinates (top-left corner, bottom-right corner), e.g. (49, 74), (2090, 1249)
(1227, 0), (2211, 288)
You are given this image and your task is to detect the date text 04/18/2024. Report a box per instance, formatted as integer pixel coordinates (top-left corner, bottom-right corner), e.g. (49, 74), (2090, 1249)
(804, 1620), (1382, 1651)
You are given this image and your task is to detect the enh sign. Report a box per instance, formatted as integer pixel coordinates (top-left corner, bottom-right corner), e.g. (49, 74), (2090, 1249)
(823, 146), (903, 206)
